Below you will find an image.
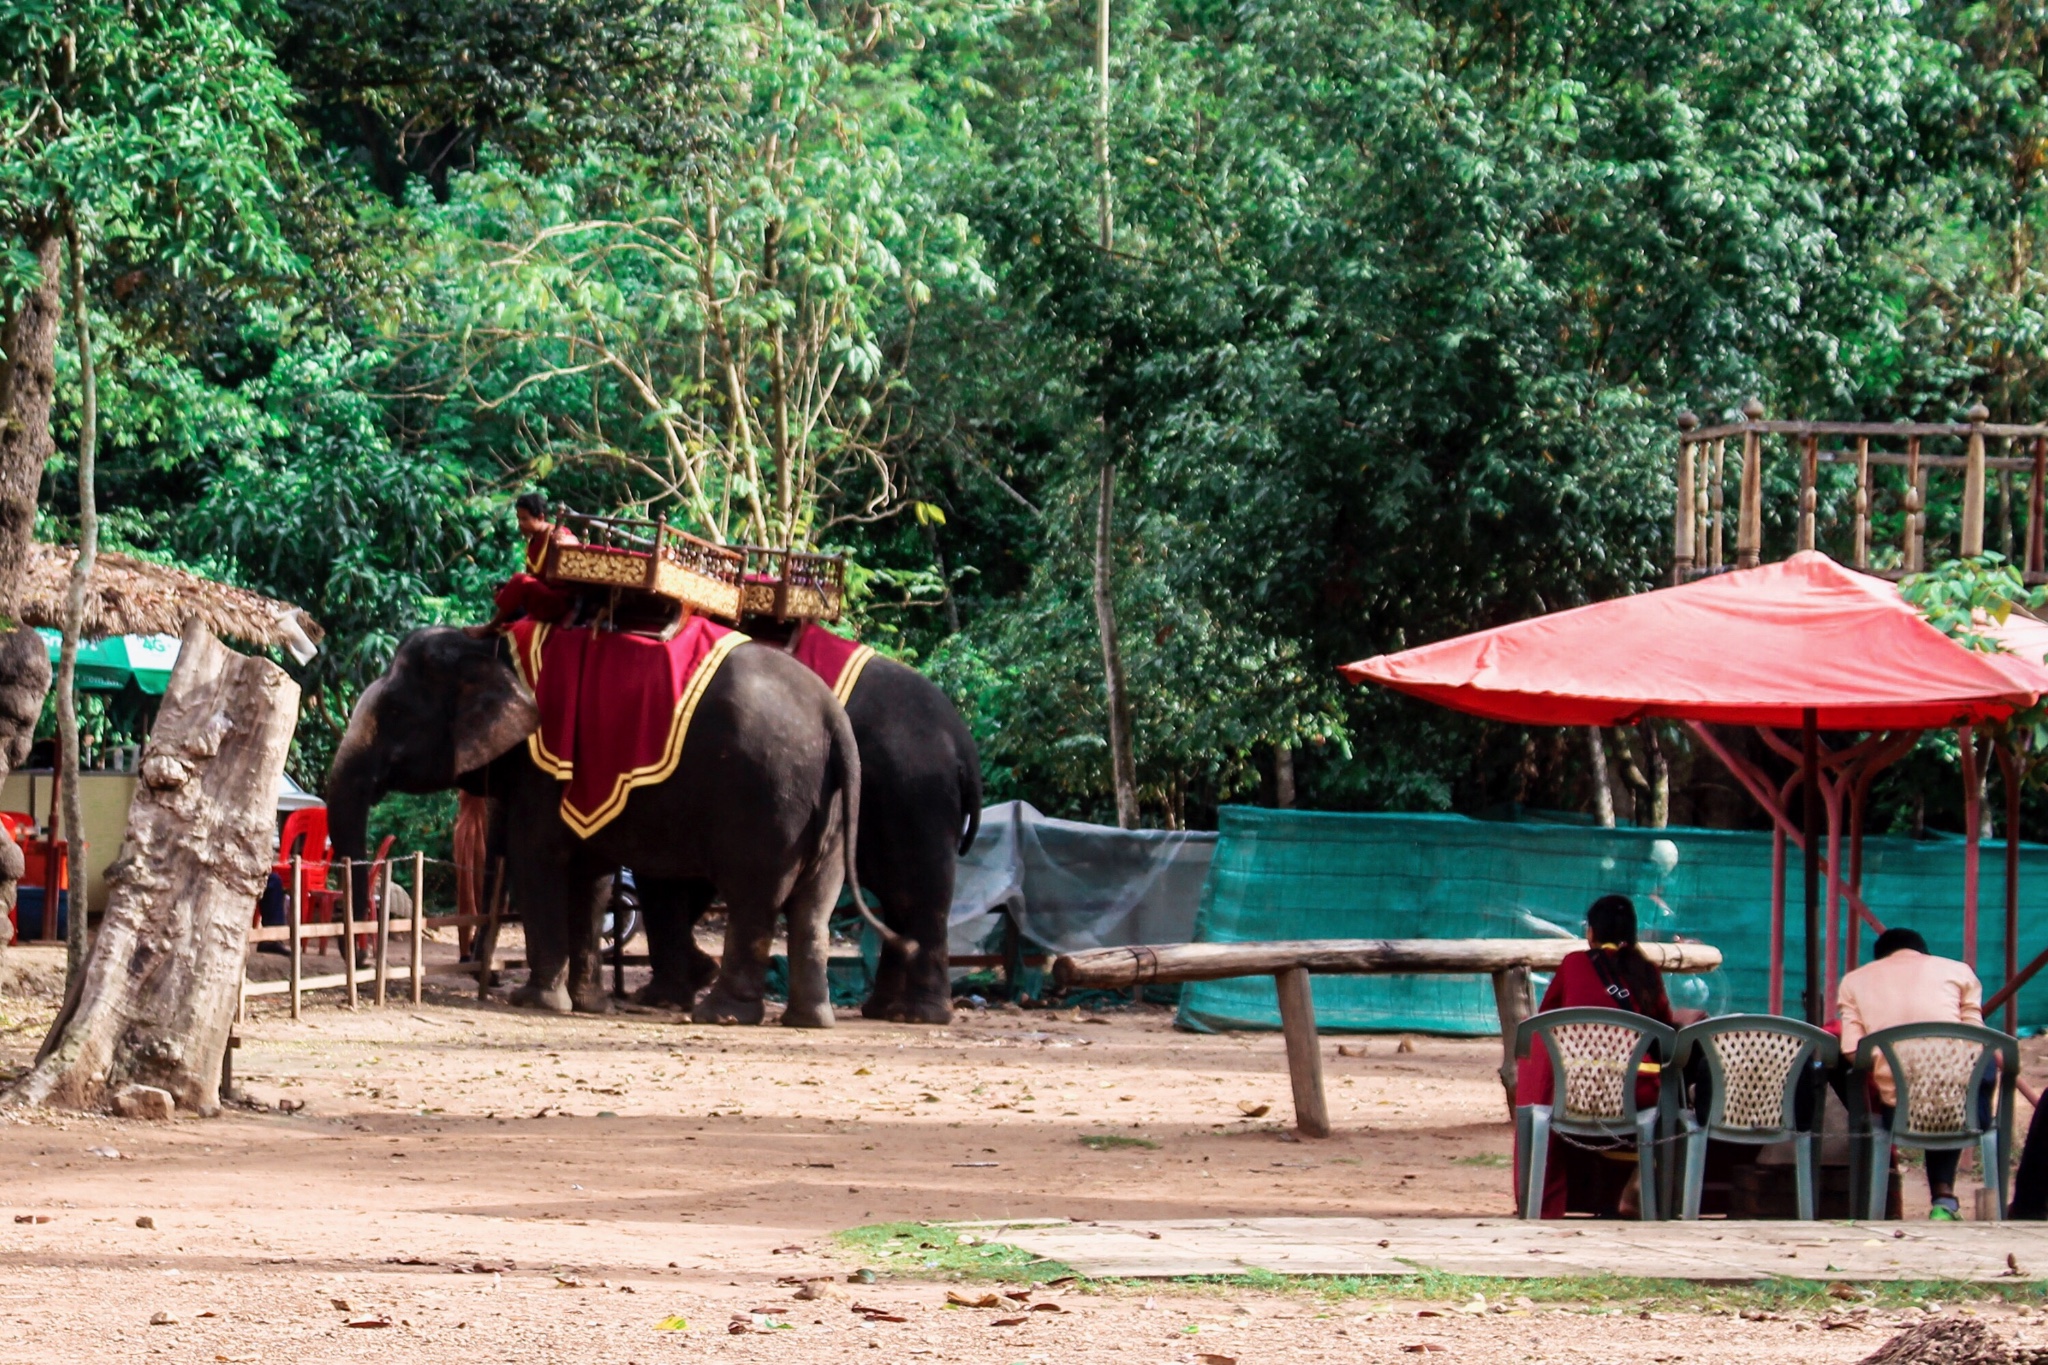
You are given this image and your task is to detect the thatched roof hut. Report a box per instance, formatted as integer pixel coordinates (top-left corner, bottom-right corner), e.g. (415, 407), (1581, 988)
(18, 545), (323, 659)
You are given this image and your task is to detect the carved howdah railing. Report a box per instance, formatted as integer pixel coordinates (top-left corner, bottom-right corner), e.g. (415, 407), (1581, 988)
(1674, 400), (2048, 584)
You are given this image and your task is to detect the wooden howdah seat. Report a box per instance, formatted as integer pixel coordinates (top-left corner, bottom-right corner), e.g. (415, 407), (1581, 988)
(535, 506), (850, 635)
(739, 546), (847, 622)
(540, 509), (744, 634)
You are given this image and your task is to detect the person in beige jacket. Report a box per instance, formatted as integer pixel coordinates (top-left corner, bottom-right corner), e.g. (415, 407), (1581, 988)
(1836, 928), (1985, 1220)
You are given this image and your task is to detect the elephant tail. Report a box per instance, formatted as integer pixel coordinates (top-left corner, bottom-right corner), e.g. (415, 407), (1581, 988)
(957, 743), (983, 858)
(828, 699), (916, 961)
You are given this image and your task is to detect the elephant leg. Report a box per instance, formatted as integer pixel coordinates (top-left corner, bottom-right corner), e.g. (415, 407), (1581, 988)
(860, 853), (954, 1026)
(504, 807), (573, 1014)
(635, 878), (717, 1008)
(694, 893), (773, 1026)
(778, 852), (841, 1030)
(564, 866), (613, 1015)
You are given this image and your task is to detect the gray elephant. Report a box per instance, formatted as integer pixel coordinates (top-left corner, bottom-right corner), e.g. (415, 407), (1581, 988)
(324, 626), (901, 1025)
(634, 643), (979, 1024)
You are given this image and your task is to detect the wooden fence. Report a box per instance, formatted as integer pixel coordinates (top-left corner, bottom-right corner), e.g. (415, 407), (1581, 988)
(238, 853), (516, 1019)
(1674, 402), (2048, 584)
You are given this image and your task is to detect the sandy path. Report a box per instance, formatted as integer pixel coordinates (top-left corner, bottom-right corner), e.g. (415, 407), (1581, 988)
(0, 945), (2034, 1362)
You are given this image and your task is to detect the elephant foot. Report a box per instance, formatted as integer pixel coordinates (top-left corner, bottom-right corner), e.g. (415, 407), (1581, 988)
(633, 977), (701, 1009)
(863, 993), (953, 1025)
(779, 1000), (835, 1029)
(692, 990), (765, 1026)
(572, 988), (614, 1015)
(509, 980), (574, 1014)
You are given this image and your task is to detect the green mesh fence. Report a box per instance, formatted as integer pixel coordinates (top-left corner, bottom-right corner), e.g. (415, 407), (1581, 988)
(1176, 806), (2048, 1035)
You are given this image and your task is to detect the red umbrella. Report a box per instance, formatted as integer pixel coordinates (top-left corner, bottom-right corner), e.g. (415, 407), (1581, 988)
(1340, 551), (2044, 728)
(1339, 551), (2048, 1023)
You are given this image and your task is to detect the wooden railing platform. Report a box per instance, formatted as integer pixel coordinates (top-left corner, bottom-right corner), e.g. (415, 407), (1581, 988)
(1674, 401), (2048, 583)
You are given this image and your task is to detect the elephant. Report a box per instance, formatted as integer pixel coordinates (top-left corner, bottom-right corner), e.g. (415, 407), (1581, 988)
(324, 626), (903, 1026)
(634, 637), (981, 1025)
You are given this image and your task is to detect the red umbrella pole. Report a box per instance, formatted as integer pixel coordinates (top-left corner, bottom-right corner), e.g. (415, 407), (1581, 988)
(1803, 708), (1822, 1024)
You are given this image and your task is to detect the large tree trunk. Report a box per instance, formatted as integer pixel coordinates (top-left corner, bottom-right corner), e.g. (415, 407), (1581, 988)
(9, 622), (298, 1115)
(0, 231), (62, 618)
(1093, 461), (1139, 828)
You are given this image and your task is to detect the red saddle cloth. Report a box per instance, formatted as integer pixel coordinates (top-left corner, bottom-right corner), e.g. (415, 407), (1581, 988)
(509, 616), (748, 837)
(789, 621), (877, 703)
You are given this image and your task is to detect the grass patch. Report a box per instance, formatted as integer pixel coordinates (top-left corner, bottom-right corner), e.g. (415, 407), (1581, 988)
(836, 1222), (1075, 1282)
(1453, 1153), (1510, 1167)
(1131, 1270), (2048, 1313)
(834, 1223), (2048, 1311)
(1081, 1134), (1160, 1151)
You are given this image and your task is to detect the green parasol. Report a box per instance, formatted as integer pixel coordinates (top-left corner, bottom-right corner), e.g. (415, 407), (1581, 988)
(36, 630), (180, 695)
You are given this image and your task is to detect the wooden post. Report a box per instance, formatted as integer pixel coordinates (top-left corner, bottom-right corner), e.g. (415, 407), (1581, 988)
(1736, 398), (1765, 568)
(6, 624), (299, 1114)
(1963, 403), (1990, 558)
(1905, 436), (1924, 573)
(374, 856), (390, 1006)
(1709, 439), (1726, 569)
(1273, 966), (1330, 1139)
(1674, 413), (1698, 583)
(289, 853), (303, 1021)
(410, 851), (425, 1007)
(1491, 965), (1534, 1115)
(1798, 433), (1818, 551)
(2031, 436), (2046, 577)
(341, 856), (358, 1009)
(1853, 436), (1871, 569)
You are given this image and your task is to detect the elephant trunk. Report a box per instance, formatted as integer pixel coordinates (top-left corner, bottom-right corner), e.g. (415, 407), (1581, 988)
(323, 734), (385, 930)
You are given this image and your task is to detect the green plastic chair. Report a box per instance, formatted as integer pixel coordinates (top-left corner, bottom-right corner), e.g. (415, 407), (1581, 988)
(1849, 1022), (2018, 1221)
(1671, 1016), (1839, 1220)
(1513, 1007), (1677, 1221)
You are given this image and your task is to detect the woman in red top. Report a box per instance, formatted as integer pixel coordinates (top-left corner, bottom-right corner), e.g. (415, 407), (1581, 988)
(1515, 895), (1676, 1218)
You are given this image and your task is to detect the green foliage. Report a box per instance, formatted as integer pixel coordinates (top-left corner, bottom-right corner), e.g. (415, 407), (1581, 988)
(432, 0), (996, 550)
(1900, 553), (2048, 651)
(1, 0), (303, 281)
(276, 0), (707, 201)
(29, 0), (2048, 839)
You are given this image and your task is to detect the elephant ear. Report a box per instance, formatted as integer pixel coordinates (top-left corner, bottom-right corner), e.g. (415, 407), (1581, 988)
(451, 660), (540, 777)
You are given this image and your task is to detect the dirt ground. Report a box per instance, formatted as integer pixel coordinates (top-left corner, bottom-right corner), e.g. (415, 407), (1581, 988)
(0, 938), (2041, 1364)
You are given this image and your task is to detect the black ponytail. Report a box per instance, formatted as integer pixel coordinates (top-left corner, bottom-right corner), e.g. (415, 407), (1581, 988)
(1586, 894), (1668, 1017)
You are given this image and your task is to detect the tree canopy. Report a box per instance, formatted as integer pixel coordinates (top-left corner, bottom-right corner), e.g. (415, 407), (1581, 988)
(12, 0), (2048, 839)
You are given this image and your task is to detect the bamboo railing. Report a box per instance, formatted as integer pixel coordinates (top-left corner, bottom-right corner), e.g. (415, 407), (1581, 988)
(1673, 402), (2048, 584)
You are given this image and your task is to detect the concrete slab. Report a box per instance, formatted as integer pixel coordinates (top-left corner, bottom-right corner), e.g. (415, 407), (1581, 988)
(989, 1217), (2048, 1281)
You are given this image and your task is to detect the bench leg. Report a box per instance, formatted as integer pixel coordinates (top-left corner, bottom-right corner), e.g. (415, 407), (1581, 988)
(1274, 966), (1330, 1138)
(1491, 966), (1533, 1116)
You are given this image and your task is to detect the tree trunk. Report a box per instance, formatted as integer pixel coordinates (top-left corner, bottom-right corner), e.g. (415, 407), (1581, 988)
(9, 622), (299, 1115)
(1274, 744), (1296, 808)
(1093, 460), (1138, 828)
(61, 223), (100, 983)
(1645, 724), (1669, 829)
(0, 231), (62, 617)
(1586, 726), (1615, 827)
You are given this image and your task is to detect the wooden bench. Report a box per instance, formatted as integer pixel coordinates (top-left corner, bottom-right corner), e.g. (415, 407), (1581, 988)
(1051, 938), (1724, 1137)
